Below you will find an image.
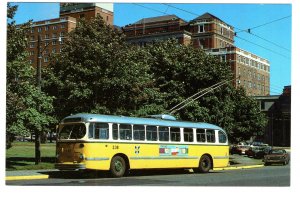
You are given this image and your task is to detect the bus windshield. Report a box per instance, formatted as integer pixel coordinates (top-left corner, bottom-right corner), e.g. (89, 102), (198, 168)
(59, 124), (86, 139)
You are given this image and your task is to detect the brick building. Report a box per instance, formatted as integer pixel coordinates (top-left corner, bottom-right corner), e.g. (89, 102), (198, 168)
(123, 13), (270, 96)
(26, 3), (113, 68)
(123, 15), (192, 47)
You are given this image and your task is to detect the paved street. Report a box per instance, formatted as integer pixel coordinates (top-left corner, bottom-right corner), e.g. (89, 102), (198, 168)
(6, 163), (290, 186)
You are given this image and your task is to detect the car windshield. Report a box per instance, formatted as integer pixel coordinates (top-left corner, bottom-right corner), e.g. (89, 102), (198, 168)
(270, 149), (285, 154)
(59, 124), (86, 139)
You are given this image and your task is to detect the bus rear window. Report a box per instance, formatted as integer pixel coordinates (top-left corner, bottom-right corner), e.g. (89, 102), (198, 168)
(59, 124), (86, 139)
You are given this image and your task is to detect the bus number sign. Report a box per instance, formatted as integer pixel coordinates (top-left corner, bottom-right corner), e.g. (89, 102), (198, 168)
(112, 145), (119, 150)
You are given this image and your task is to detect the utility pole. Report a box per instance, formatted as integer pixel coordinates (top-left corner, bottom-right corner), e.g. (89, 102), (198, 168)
(35, 35), (42, 164)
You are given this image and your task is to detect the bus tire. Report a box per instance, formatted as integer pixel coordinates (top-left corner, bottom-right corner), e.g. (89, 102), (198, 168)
(110, 155), (126, 178)
(195, 155), (212, 173)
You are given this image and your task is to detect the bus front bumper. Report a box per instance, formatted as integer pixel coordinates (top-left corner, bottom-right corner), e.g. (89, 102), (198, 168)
(55, 163), (86, 170)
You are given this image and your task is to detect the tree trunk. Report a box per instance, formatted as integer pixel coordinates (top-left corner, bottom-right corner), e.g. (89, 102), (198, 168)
(35, 131), (41, 164)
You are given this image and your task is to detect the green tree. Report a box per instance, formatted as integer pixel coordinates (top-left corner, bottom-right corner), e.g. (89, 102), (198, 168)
(44, 16), (162, 121)
(6, 3), (55, 159)
(145, 39), (267, 142)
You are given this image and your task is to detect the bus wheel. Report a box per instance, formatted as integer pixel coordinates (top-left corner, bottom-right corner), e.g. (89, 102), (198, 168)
(197, 155), (212, 173)
(110, 156), (126, 178)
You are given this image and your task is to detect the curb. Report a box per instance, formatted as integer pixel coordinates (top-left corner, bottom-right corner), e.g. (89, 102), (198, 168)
(213, 164), (264, 171)
(6, 174), (49, 181)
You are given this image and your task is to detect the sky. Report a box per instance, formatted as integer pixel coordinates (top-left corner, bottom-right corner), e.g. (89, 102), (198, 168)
(9, 0), (293, 96)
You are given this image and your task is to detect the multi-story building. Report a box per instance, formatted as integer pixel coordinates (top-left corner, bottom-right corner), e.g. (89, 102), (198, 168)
(188, 12), (235, 49)
(206, 46), (270, 96)
(27, 16), (77, 68)
(59, 3), (113, 25)
(123, 13), (270, 96)
(26, 3), (113, 68)
(123, 15), (192, 47)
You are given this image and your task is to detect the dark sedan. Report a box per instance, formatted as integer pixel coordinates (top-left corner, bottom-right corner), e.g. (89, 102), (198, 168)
(263, 149), (290, 166)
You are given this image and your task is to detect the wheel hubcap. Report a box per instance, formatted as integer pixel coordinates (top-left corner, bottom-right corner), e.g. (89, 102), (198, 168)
(115, 160), (123, 172)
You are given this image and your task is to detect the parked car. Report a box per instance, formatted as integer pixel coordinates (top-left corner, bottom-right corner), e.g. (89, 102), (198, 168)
(263, 149), (290, 165)
(236, 145), (250, 155)
(255, 146), (272, 159)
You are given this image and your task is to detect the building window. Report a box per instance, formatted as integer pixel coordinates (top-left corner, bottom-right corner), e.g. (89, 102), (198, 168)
(45, 41), (49, 46)
(220, 55), (226, 62)
(30, 28), (34, 33)
(37, 27), (42, 32)
(45, 34), (49, 39)
(52, 33), (57, 38)
(52, 40), (57, 45)
(60, 39), (64, 45)
(53, 25), (57, 30)
(52, 48), (56, 53)
(198, 24), (205, 33)
(30, 43), (35, 48)
(44, 49), (48, 55)
(61, 24), (66, 29)
(30, 36), (35, 41)
(45, 26), (49, 31)
(44, 56), (48, 63)
(60, 32), (65, 37)
(29, 51), (34, 56)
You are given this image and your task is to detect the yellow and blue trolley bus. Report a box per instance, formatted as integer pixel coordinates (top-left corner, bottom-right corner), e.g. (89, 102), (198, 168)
(55, 113), (229, 177)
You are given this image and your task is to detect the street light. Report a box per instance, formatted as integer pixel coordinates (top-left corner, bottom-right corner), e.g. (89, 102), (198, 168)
(35, 35), (61, 164)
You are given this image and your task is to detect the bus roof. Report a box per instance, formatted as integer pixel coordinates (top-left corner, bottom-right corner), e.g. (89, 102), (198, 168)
(62, 113), (225, 131)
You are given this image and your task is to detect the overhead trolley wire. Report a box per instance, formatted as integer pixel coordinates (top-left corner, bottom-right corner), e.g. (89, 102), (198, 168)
(235, 35), (290, 59)
(235, 15), (291, 33)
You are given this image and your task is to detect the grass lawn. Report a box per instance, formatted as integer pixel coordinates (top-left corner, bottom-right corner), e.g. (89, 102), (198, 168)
(6, 141), (56, 171)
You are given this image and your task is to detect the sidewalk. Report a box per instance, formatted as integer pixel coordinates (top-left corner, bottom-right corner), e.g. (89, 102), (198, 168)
(213, 154), (264, 171)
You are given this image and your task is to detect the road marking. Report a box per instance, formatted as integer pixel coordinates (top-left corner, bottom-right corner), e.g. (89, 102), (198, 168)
(213, 164), (264, 171)
(6, 175), (49, 181)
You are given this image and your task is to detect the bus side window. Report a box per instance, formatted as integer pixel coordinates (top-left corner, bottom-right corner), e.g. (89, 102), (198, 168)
(158, 126), (169, 141)
(196, 129), (206, 142)
(95, 123), (109, 140)
(206, 129), (215, 143)
(133, 125), (145, 141)
(218, 130), (227, 143)
(146, 126), (157, 141)
(119, 124), (132, 140)
(113, 124), (118, 140)
(88, 123), (94, 139)
(170, 127), (180, 142)
(184, 128), (194, 142)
